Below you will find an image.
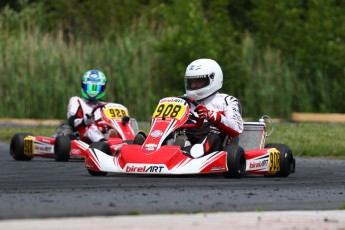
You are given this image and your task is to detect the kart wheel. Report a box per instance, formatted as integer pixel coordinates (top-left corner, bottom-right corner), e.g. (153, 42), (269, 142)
(87, 142), (111, 176)
(10, 133), (34, 161)
(265, 143), (295, 177)
(54, 135), (71, 162)
(223, 145), (246, 178)
(133, 132), (146, 145)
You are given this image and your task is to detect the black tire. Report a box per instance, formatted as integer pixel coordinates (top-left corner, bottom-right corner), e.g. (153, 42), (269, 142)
(10, 133), (34, 161)
(87, 142), (111, 176)
(265, 143), (295, 177)
(223, 145), (246, 178)
(54, 135), (71, 162)
(133, 132), (146, 145)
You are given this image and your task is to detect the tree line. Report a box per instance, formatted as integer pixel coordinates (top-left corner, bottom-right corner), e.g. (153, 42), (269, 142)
(0, 0), (344, 120)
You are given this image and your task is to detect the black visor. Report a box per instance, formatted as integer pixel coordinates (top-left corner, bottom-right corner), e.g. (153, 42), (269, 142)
(185, 77), (210, 90)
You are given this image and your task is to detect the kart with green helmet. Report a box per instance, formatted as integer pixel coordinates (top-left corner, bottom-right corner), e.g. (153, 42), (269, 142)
(10, 70), (140, 162)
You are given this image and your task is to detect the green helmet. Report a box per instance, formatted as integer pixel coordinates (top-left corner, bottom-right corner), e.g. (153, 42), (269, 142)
(81, 70), (107, 100)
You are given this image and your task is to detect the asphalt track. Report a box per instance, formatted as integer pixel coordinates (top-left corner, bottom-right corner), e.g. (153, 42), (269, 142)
(1, 142), (345, 228)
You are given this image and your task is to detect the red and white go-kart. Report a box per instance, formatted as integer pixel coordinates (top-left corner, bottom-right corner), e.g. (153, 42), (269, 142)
(10, 103), (139, 161)
(85, 96), (295, 178)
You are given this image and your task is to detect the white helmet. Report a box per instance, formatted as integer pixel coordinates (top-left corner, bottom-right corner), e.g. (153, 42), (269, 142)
(185, 58), (223, 101)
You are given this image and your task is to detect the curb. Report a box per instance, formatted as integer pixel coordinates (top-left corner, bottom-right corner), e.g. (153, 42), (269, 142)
(0, 210), (344, 230)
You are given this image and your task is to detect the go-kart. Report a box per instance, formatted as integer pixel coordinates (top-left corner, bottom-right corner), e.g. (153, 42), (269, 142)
(85, 96), (295, 178)
(10, 103), (139, 162)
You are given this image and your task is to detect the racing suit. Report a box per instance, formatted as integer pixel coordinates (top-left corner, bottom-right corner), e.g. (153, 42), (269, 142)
(67, 96), (126, 143)
(184, 92), (243, 158)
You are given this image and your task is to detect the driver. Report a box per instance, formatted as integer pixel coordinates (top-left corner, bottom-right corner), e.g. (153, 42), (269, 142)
(67, 69), (128, 143)
(183, 58), (244, 158)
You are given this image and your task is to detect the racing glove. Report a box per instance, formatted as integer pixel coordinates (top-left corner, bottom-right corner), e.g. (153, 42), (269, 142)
(195, 104), (221, 125)
(83, 114), (93, 126)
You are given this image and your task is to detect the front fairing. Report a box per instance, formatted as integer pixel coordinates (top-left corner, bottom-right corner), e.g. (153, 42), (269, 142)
(100, 103), (136, 141)
(141, 97), (190, 153)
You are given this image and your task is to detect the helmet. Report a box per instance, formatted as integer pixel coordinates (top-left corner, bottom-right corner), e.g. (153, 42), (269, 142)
(81, 70), (107, 100)
(185, 58), (223, 101)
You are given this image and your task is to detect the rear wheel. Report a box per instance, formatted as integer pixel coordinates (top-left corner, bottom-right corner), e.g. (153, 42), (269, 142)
(223, 145), (246, 178)
(54, 135), (71, 162)
(10, 133), (34, 161)
(87, 142), (111, 176)
(265, 143), (295, 177)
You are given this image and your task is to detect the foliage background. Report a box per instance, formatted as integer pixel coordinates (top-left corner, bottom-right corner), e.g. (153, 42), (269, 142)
(0, 0), (344, 121)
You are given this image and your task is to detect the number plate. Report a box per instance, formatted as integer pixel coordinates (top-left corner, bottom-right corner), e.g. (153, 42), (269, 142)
(152, 102), (187, 120)
(104, 107), (129, 119)
(24, 136), (35, 157)
(268, 149), (280, 172)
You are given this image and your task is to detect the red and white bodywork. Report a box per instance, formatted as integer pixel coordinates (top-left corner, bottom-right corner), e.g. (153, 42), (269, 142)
(85, 97), (285, 176)
(23, 135), (89, 159)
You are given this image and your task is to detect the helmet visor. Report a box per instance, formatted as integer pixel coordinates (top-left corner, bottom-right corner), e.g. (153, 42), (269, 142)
(185, 76), (210, 90)
(82, 82), (106, 95)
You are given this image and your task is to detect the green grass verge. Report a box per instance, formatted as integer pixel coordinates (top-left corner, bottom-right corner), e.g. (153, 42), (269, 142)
(1, 122), (345, 158)
(0, 126), (58, 143)
(265, 123), (345, 158)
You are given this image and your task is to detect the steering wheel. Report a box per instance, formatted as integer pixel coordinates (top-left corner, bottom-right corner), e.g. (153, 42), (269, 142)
(85, 102), (108, 125)
(90, 102), (107, 116)
(177, 96), (199, 107)
(177, 96), (204, 129)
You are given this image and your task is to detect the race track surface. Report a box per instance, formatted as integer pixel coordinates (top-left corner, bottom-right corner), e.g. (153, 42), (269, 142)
(1, 142), (344, 220)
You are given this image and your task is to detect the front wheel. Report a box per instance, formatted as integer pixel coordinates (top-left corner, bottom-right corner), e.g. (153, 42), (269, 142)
(223, 145), (246, 178)
(265, 143), (295, 177)
(54, 135), (71, 162)
(10, 133), (34, 161)
(87, 142), (111, 176)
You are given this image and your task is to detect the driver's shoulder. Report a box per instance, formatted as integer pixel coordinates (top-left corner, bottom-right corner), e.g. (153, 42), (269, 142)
(68, 96), (84, 104)
(215, 93), (241, 104)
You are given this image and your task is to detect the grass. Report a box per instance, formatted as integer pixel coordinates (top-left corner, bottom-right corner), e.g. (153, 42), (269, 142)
(255, 207), (265, 212)
(128, 210), (142, 215)
(265, 122), (345, 158)
(1, 122), (345, 158)
(0, 126), (58, 142)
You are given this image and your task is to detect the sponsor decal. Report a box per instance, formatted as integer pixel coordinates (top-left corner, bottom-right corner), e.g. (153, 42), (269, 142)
(211, 166), (225, 171)
(42, 139), (51, 143)
(44, 146), (52, 152)
(145, 143), (157, 151)
(71, 149), (81, 155)
(151, 130), (162, 138)
(34, 145), (52, 152)
(249, 159), (269, 169)
(125, 165), (166, 173)
(34, 145), (44, 151)
(85, 163), (94, 168)
(159, 98), (185, 104)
